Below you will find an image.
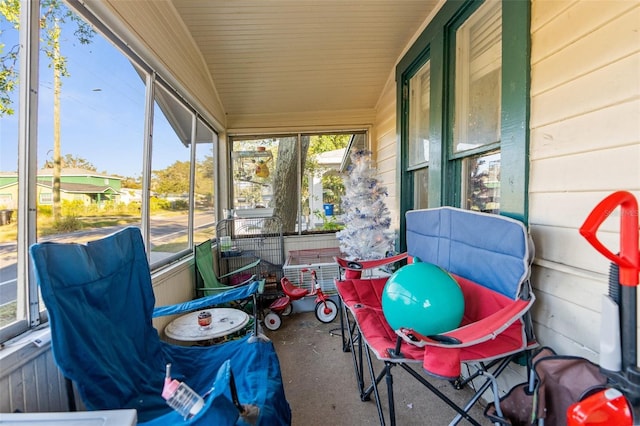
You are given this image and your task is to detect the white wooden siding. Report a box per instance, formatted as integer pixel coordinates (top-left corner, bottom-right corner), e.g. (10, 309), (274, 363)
(373, 77), (400, 230)
(151, 260), (196, 334)
(0, 335), (69, 413)
(529, 0), (640, 361)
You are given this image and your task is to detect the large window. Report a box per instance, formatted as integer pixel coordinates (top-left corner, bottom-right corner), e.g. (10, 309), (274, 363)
(453, 1), (502, 154)
(150, 83), (193, 262)
(0, 1), (217, 342)
(407, 59), (431, 210)
(0, 8), (20, 335)
(193, 118), (216, 245)
(398, 0), (529, 231)
(453, 0), (502, 212)
(230, 133), (361, 234)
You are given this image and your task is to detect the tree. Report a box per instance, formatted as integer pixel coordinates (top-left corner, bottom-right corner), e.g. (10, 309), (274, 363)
(1, 0), (94, 222)
(195, 155), (214, 206)
(120, 175), (142, 189)
(271, 136), (310, 231)
(152, 160), (191, 196)
(0, 0), (19, 116)
(301, 134), (349, 219)
(43, 153), (96, 171)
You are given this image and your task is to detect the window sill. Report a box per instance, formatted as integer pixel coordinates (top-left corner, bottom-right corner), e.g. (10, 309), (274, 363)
(0, 326), (51, 377)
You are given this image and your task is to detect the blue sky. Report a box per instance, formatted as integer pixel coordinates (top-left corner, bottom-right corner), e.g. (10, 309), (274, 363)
(1, 13), (178, 178)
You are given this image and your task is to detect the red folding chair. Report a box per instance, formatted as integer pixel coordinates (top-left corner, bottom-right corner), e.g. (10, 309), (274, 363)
(335, 207), (537, 425)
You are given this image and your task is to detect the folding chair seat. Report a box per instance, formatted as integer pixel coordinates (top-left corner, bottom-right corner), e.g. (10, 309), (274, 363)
(195, 239), (260, 296)
(336, 207), (537, 426)
(30, 227), (291, 425)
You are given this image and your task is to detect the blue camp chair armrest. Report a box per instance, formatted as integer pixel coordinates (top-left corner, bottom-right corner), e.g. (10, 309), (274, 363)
(152, 281), (259, 318)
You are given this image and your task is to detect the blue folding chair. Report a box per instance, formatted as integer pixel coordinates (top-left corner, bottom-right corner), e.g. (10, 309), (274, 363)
(30, 227), (291, 425)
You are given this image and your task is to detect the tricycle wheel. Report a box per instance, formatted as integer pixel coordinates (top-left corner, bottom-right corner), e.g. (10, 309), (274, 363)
(315, 299), (338, 323)
(281, 303), (293, 316)
(264, 312), (282, 330)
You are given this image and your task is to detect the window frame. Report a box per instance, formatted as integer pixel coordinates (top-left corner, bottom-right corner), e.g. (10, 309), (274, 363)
(396, 0), (530, 249)
(1, 0), (219, 343)
(228, 131), (368, 235)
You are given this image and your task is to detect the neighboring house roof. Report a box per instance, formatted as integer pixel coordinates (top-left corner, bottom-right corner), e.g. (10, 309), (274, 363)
(316, 148), (346, 166)
(36, 168), (122, 179)
(36, 181), (119, 195)
(0, 168), (122, 180)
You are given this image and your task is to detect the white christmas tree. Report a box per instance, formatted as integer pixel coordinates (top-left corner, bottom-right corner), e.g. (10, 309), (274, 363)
(336, 150), (395, 260)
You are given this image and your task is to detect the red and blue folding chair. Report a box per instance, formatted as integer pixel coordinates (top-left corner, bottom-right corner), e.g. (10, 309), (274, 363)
(336, 206), (537, 425)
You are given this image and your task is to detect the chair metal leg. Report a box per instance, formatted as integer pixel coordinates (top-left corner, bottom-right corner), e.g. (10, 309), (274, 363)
(339, 299), (349, 352)
(65, 377), (76, 411)
(450, 355), (515, 426)
(398, 364), (483, 426)
(341, 304), (367, 395)
(385, 363), (396, 426)
(363, 343), (387, 426)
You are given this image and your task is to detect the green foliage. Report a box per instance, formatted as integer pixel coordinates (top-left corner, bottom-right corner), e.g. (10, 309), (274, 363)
(121, 176), (142, 189)
(37, 204), (53, 217)
(152, 160), (190, 196)
(51, 215), (82, 233)
(61, 199), (84, 217)
(322, 174), (344, 206)
(150, 197), (171, 212)
(55, 199), (142, 217)
(171, 199), (189, 210)
(0, 0), (20, 23)
(313, 210), (343, 231)
(0, 0), (20, 116)
(301, 134), (350, 215)
(0, 0), (94, 117)
(195, 157), (214, 202)
(43, 153), (97, 170)
(197, 153), (215, 180)
(308, 134), (350, 155)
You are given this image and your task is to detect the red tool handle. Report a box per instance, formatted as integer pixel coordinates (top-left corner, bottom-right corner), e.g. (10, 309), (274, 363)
(579, 191), (639, 286)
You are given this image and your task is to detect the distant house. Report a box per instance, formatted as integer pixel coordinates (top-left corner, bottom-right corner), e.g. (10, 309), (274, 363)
(0, 168), (122, 209)
(309, 148), (345, 216)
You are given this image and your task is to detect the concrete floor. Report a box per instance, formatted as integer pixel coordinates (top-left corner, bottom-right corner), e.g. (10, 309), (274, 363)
(265, 311), (493, 426)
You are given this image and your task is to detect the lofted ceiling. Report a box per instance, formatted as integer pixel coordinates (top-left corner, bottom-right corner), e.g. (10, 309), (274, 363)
(169, 0), (441, 124)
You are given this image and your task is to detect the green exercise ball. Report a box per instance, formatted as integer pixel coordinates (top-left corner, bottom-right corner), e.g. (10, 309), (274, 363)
(382, 258), (464, 336)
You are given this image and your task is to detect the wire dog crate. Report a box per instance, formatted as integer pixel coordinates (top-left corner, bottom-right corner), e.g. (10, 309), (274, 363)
(216, 216), (284, 294)
(283, 247), (343, 295)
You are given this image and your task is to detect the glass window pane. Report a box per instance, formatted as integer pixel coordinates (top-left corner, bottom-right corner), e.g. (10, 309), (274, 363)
(150, 83), (193, 265)
(232, 134), (353, 234)
(304, 134), (350, 231)
(232, 137), (279, 222)
(454, 1), (502, 153)
(463, 151), (500, 213)
(33, 13), (146, 247)
(21, 5), (146, 328)
(413, 167), (429, 210)
(194, 118), (216, 245)
(408, 60), (430, 166)
(0, 12), (21, 330)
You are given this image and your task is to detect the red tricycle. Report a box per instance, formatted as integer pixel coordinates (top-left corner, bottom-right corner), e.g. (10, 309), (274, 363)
(263, 268), (338, 331)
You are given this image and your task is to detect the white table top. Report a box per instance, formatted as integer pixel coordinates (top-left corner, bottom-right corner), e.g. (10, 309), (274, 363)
(164, 308), (250, 342)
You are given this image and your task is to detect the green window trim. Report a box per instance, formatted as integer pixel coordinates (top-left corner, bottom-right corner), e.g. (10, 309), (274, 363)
(396, 0), (530, 251)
